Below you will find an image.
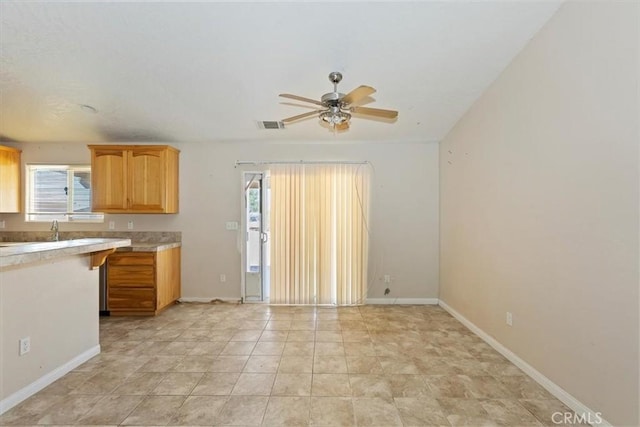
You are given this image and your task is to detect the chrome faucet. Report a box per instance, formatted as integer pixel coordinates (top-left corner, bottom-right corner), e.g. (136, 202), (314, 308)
(50, 220), (59, 241)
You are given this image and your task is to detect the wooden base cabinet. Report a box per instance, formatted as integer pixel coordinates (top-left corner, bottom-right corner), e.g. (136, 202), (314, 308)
(107, 247), (181, 316)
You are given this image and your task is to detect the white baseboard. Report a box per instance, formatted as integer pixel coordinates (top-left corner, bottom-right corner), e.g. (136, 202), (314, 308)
(0, 345), (101, 415)
(178, 297), (242, 304)
(438, 300), (610, 427)
(366, 297), (439, 305)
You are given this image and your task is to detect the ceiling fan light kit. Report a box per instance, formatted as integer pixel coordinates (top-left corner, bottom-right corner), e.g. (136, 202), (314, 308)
(279, 72), (398, 131)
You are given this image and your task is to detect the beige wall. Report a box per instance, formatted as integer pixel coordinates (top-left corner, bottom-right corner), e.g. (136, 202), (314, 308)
(1, 255), (99, 403)
(440, 2), (639, 425)
(0, 140), (440, 301)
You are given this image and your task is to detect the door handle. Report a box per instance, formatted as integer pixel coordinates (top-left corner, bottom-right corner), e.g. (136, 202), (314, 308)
(260, 232), (269, 243)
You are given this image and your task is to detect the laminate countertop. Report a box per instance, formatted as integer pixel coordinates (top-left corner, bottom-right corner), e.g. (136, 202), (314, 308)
(0, 238), (132, 269)
(116, 242), (182, 252)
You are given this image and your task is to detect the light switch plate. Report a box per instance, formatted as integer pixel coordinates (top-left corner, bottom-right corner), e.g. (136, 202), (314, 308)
(226, 221), (238, 230)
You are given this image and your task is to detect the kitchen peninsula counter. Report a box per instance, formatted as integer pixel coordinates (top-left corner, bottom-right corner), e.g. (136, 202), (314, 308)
(0, 238), (131, 269)
(0, 237), (130, 415)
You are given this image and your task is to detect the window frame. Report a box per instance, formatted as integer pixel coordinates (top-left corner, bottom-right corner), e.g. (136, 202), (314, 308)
(24, 163), (104, 223)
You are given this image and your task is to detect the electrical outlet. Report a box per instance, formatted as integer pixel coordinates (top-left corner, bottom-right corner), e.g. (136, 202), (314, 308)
(220, 274), (226, 283)
(0, 220), (5, 229)
(384, 275), (391, 283)
(108, 221), (115, 230)
(19, 337), (30, 356)
(506, 312), (513, 326)
(127, 221), (134, 230)
(226, 221), (238, 230)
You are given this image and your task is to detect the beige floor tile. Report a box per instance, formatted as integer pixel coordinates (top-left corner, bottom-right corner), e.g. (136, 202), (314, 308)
(217, 395), (269, 425)
(69, 371), (129, 395)
(379, 356), (421, 374)
(387, 374), (431, 398)
(266, 320), (292, 330)
(39, 371), (92, 395)
(112, 372), (165, 395)
(159, 341), (199, 355)
(314, 356), (348, 373)
(272, 373), (313, 396)
(0, 394), (67, 425)
(352, 397), (403, 426)
(151, 372), (203, 395)
(314, 342), (345, 356)
(169, 395), (227, 426)
(77, 394), (144, 425)
(187, 341), (226, 356)
(231, 373), (275, 395)
(461, 375), (513, 399)
(243, 355), (280, 373)
(4, 304), (577, 427)
(424, 375), (474, 398)
(230, 329), (263, 341)
(312, 374), (352, 397)
(496, 375), (555, 399)
(252, 340), (286, 356)
(290, 321), (317, 331)
(343, 341), (376, 357)
(35, 395), (103, 425)
(279, 356), (313, 373)
(346, 356), (383, 374)
(191, 372), (240, 395)
(481, 399), (544, 426)
(121, 395), (186, 426)
(518, 399), (587, 426)
(263, 396), (311, 426)
(286, 330), (315, 341)
(260, 330), (290, 341)
(171, 355), (215, 372)
(394, 397), (450, 426)
(315, 330), (343, 342)
(209, 355), (249, 372)
(220, 340), (256, 355)
(310, 397), (355, 426)
(349, 375), (393, 400)
(137, 355), (184, 372)
(283, 341), (315, 356)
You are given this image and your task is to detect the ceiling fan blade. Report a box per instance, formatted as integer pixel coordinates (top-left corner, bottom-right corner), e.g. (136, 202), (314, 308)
(279, 94), (324, 106)
(351, 106), (398, 119)
(342, 85), (376, 105)
(282, 110), (322, 123)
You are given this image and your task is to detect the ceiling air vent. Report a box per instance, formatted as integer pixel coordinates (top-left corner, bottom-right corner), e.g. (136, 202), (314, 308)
(258, 121), (285, 130)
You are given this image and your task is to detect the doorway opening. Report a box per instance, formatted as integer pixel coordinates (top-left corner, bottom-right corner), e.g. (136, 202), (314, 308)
(242, 172), (270, 302)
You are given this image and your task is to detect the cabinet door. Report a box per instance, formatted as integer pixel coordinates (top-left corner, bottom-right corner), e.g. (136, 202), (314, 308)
(0, 146), (21, 213)
(128, 148), (165, 212)
(91, 149), (127, 211)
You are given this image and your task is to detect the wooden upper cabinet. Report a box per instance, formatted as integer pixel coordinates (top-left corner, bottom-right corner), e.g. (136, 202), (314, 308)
(89, 145), (179, 213)
(0, 145), (22, 213)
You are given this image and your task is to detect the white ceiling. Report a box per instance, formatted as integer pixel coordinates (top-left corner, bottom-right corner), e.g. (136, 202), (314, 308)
(0, 1), (562, 144)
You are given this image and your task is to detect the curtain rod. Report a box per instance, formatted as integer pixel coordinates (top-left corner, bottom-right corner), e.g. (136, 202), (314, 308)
(235, 160), (369, 167)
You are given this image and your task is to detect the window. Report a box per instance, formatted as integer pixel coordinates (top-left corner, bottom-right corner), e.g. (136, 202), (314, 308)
(25, 165), (104, 222)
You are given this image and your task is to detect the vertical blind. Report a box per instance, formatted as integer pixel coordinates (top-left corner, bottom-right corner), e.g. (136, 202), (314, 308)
(270, 163), (370, 305)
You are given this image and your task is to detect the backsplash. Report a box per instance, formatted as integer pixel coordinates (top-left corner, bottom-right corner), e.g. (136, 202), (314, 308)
(0, 231), (181, 243)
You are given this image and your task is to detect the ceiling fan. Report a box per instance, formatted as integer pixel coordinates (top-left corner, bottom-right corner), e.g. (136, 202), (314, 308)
(279, 72), (398, 130)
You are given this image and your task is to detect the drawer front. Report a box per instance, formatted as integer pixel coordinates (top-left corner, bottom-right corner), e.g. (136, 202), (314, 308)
(108, 266), (154, 287)
(108, 288), (155, 310)
(108, 253), (155, 266)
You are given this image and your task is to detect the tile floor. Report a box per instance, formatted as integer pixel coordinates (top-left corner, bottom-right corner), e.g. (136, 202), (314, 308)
(0, 303), (585, 426)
